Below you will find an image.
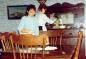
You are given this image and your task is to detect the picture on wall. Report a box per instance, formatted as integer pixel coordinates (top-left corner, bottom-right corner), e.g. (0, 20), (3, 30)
(7, 5), (27, 19)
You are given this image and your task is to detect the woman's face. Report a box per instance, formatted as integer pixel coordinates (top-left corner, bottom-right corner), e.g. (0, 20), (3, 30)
(41, 8), (46, 14)
(27, 9), (36, 16)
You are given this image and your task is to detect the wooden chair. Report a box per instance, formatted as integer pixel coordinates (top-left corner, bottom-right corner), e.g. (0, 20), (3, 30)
(10, 34), (47, 59)
(73, 31), (83, 59)
(0, 32), (16, 59)
(0, 32), (3, 49)
(46, 30), (67, 57)
(46, 30), (83, 59)
(46, 30), (61, 46)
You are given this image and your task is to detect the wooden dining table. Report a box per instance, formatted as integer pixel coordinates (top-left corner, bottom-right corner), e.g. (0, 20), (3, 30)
(10, 33), (76, 59)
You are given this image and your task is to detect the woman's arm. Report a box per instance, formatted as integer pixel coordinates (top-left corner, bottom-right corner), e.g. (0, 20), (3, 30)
(44, 14), (56, 24)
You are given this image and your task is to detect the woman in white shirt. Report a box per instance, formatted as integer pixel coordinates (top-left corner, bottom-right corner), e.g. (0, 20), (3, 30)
(36, 4), (56, 31)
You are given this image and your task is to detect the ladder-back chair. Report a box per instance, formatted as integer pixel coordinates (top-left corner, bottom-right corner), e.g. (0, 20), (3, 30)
(0, 32), (16, 59)
(10, 34), (47, 59)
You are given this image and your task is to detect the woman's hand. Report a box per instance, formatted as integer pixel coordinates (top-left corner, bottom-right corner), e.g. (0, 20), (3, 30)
(20, 28), (32, 34)
(50, 13), (55, 19)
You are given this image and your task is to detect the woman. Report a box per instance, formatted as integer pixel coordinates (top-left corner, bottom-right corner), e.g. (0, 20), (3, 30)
(36, 4), (56, 31)
(18, 4), (39, 36)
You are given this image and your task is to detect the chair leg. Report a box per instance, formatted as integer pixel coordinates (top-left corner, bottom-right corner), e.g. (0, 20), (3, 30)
(22, 45), (25, 59)
(34, 47), (37, 59)
(13, 50), (16, 59)
(31, 46), (32, 59)
(26, 47), (28, 59)
(10, 36), (16, 59)
(42, 50), (45, 59)
(17, 45), (22, 59)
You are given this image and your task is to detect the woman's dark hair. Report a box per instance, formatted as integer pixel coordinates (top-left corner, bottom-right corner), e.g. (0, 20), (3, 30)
(38, 4), (47, 11)
(25, 4), (36, 16)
